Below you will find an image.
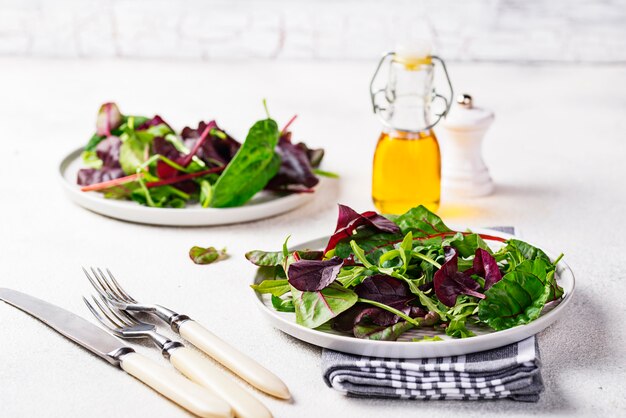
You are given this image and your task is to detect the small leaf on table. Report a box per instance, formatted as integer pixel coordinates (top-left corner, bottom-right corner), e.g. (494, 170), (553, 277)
(189, 246), (227, 265)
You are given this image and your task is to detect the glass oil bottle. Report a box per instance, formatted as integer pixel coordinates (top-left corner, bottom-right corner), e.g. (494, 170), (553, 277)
(369, 48), (453, 214)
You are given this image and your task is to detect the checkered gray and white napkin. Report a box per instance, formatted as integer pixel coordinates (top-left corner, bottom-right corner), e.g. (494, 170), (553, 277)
(321, 227), (544, 402)
(322, 337), (543, 402)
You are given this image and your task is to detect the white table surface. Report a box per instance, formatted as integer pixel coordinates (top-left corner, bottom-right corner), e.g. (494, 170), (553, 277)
(0, 58), (625, 417)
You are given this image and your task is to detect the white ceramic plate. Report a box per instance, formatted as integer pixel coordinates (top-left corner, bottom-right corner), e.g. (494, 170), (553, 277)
(252, 229), (575, 358)
(59, 148), (315, 226)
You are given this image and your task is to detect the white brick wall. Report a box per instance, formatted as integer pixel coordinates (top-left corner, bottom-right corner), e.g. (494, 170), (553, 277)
(0, 0), (624, 62)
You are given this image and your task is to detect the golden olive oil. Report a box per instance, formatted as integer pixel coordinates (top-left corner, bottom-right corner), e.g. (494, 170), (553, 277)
(372, 129), (441, 214)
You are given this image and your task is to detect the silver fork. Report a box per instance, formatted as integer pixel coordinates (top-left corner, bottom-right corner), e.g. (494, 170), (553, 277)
(83, 295), (233, 418)
(83, 267), (289, 400)
(83, 268), (276, 418)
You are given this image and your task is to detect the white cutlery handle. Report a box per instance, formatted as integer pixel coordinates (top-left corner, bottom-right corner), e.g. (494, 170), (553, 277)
(170, 347), (273, 418)
(120, 352), (233, 418)
(179, 320), (290, 400)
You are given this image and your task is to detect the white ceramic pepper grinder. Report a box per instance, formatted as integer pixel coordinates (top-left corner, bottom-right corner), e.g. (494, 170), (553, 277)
(439, 93), (495, 197)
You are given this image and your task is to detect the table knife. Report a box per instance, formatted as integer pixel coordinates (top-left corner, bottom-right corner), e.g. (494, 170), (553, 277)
(0, 288), (233, 418)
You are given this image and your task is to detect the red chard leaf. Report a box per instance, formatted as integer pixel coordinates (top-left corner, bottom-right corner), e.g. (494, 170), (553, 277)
(265, 133), (319, 192)
(473, 248), (503, 290)
(137, 115), (172, 131)
(96, 102), (122, 136)
(434, 247), (485, 307)
(182, 121), (240, 166)
(153, 137), (183, 179)
(287, 256), (344, 291)
(325, 204), (401, 253)
(77, 167), (125, 186)
(77, 136), (124, 186)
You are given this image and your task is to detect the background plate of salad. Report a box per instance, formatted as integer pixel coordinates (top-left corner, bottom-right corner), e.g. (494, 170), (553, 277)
(59, 103), (332, 226)
(248, 205), (575, 358)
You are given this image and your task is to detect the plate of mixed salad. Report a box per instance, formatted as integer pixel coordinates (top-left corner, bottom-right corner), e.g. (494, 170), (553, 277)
(60, 102), (333, 226)
(248, 204), (574, 358)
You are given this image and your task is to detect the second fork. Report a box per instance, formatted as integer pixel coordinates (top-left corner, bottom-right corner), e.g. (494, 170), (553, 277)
(84, 295), (272, 418)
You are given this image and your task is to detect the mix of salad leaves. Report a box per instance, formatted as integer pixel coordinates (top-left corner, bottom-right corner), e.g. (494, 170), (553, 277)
(77, 102), (329, 208)
(248, 204), (565, 341)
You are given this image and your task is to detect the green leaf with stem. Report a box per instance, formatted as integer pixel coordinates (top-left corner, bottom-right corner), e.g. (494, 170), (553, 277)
(250, 279), (291, 297)
(312, 169), (339, 178)
(271, 295), (295, 312)
(291, 283), (358, 328)
(199, 180), (212, 208)
(350, 240), (374, 269)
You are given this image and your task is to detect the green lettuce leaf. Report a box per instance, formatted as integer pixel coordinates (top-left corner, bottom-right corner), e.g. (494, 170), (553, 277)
(290, 282), (358, 329)
(210, 118), (280, 207)
(271, 295), (295, 312)
(478, 259), (551, 330)
(387, 205), (452, 237)
(250, 279), (291, 297)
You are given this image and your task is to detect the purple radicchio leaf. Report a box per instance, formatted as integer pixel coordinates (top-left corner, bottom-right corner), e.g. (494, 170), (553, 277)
(473, 248), (503, 290)
(354, 275), (417, 326)
(77, 136), (124, 186)
(354, 275), (415, 307)
(325, 204), (401, 253)
(434, 247), (485, 307)
(287, 256), (343, 291)
(182, 121), (240, 166)
(295, 141), (324, 168)
(265, 133), (319, 192)
(96, 103), (122, 137)
(96, 135), (122, 168)
(77, 167), (125, 186)
(137, 115), (172, 131)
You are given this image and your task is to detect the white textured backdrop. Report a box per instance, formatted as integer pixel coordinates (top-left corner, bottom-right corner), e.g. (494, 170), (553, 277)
(1, 0), (625, 62)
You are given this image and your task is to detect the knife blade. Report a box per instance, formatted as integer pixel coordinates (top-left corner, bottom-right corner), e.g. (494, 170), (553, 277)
(0, 288), (233, 418)
(0, 287), (131, 364)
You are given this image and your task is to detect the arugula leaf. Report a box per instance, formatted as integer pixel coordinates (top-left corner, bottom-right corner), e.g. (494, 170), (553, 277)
(290, 283), (358, 329)
(245, 249), (323, 267)
(445, 316), (475, 338)
(349, 240), (375, 269)
(189, 246), (227, 265)
(412, 335), (444, 342)
(336, 266), (368, 288)
(199, 180), (212, 208)
(271, 295), (295, 312)
(353, 321), (413, 341)
(333, 229), (401, 264)
(478, 259), (551, 330)
(250, 279), (291, 297)
(210, 118), (280, 207)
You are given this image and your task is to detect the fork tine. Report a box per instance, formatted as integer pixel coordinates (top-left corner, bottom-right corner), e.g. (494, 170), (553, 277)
(91, 267), (125, 301)
(117, 306), (142, 325)
(82, 267), (115, 301)
(90, 295), (126, 328)
(98, 296), (136, 327)
(105, 268), (137, 303)
(83, 296), (121, 331)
